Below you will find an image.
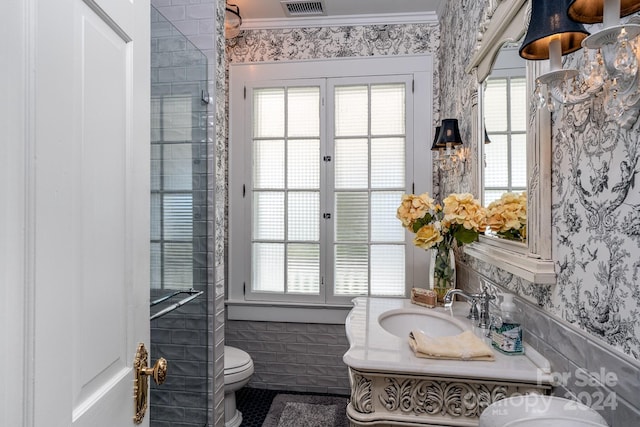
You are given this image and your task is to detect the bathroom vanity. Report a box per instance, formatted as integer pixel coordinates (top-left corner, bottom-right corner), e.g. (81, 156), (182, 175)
(343, 297), (553, 426)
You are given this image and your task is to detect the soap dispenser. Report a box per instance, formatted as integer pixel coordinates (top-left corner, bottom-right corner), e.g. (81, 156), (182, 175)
(490, 294), (524, 355)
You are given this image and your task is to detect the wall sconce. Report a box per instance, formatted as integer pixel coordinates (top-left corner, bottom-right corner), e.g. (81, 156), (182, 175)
(519, 0), (589, 112)
(225, 3), (242, 39)
(431, 119), (467, 173)
(568, 0), (640, 126)
(522, 0), (640, 127)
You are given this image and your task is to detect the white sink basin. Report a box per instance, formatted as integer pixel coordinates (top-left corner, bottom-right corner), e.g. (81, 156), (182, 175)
(378, 307), (467, 338)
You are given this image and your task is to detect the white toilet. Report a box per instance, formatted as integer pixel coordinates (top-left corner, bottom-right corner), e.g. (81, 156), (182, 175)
(224, 345), (254, 427)
(479, 395), (608, 426)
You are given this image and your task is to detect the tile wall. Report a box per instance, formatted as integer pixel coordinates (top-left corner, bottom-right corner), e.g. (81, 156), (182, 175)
(225, 320), (350, 395)
(149, 1), (225, 425)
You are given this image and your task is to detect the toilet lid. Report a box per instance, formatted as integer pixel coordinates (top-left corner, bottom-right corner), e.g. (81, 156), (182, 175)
(479, 395), (608, 427)
(224, 346), (252, 375)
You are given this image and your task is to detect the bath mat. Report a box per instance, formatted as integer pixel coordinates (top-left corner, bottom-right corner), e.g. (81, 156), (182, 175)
(261, 393), (349, 427)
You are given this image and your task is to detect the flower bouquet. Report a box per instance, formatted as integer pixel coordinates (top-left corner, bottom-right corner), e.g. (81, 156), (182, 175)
(397, 192), (487, 301)
(486, 192), (527, 242)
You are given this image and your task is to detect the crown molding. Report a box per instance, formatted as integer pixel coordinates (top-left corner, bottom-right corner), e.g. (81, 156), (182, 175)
(238, 11), (438, 31)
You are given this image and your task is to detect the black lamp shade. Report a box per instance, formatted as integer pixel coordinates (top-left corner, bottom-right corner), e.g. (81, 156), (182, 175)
(430, 126), (442, 151)
(436, 119), (463, 147)
(568, 0), (640, 24)
(484, 127), (491, 144)
(519, 0), (589, 60)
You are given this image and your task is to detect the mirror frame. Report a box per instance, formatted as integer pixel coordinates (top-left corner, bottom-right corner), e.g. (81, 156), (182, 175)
(464, 0), (556, 284)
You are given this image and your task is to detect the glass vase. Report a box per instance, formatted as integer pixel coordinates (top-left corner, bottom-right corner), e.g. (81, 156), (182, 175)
(428, 245), (456, 303)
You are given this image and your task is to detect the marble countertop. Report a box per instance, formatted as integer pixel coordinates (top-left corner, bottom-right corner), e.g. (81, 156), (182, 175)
(343, 297), (553, 385)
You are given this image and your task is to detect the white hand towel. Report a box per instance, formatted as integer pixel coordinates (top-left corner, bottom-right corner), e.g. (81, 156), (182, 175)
(409, 330), (495, 361)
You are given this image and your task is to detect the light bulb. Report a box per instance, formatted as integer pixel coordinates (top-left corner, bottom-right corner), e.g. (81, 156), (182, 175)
(547, 90), (555, 113)
(606, 79), (625, 119)
(535, 81), (547, 110)
(587, 50), (605, 92)
(581, 49), (592, 82)
(614, 29), (638, 81)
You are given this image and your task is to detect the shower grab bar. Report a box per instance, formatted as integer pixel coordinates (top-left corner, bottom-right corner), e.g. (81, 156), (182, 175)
(150, 290), (204, 321)
(151, 288), (200, 307)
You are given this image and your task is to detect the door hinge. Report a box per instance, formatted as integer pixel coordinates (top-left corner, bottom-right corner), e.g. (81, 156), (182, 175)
(242, 184), (246, 197)
(412, 182), (415, 194)
(412, 79), (415, 93)
(243, 282), (246, 295)
(323, 213), (331, 219)
(323, 156), (332, 162)
(244, 86), (246, 99)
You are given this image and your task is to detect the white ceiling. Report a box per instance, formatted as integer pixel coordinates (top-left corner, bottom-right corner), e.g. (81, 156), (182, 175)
(230, 0), (444, 24)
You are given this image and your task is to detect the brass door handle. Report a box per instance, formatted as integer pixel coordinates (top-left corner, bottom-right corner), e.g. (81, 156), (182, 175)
(140, 357), (167, 385)
(133, 343), (168, 424)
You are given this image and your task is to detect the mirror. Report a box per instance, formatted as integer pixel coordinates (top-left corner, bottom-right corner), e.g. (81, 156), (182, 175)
(482, 44), (527, 243)
(465, 0), (556, 284)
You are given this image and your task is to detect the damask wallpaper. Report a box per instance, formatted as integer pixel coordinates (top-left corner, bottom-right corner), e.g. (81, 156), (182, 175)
(439, 2), (640, 361)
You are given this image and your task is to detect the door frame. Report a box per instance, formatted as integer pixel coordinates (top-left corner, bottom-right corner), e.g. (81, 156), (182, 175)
(1, 1), (33, 426)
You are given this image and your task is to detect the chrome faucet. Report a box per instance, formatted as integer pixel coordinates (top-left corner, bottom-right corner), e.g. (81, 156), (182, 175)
(443, 289), (479, 321)
(444, 288), (496, 329)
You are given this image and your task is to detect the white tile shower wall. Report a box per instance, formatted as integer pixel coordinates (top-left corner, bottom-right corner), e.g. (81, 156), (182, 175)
(225, 320), (351, 395)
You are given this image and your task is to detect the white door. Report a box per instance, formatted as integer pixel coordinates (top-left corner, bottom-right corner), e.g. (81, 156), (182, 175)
(1, 0), (152, 426)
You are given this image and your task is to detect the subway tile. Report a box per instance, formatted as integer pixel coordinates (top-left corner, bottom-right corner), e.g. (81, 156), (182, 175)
(528, 337), (570, 380)
(158, 35), (187, 52)
(274, 332), (298, 343)
(187, 34), (215, 51)
(285, 343), (308, 353)
(149, 404), (185, 422)
(277, 352), (298, 363)
(285, 323), (308, 333)
(546, 321), (588, 369)
(263, 341), (288, 352)
(266, 321), (289, 331)
(155, 5), (186, 21)
(244, 341), (267, 352)
(611, 395), (640, 427)
(151, 329), (173, 344)
(585, 340), (640, 408)
(172, 329), (202, 345)
(152, 343), (186, 360)
(252, 351), (277, 363)
(327, 344), (349, 356)
(184, 344), (207, 361)
(170, 360), (202, 377)
(307, 343), (329, 354)
(186, 3), (215, 19)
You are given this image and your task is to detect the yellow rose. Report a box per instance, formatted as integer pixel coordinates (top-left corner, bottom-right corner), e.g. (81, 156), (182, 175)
(413, 224), (443, 249)
(396, 192), (436, 229)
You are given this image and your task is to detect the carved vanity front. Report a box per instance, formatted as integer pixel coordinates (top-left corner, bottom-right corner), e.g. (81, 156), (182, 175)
(343, 298), (552, 426)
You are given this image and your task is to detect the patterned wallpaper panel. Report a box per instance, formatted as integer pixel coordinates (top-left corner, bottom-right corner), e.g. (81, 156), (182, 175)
(439, 2), (640, 361)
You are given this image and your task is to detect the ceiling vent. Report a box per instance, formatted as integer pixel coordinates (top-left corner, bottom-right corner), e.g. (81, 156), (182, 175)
(280, 0), (326, 17)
